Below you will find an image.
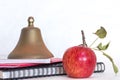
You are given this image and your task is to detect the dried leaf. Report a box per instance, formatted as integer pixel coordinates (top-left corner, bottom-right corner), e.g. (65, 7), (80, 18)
(112, 63), (119, 74)
(94, 27), (107, 39)
(97, 42), (110, 50)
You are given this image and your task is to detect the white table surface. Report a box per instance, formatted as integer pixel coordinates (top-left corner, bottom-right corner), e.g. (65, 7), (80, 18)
(23, 72), (120, 80)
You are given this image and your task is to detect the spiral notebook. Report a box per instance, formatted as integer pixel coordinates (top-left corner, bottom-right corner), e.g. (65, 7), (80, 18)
(0, 59), (105, 80)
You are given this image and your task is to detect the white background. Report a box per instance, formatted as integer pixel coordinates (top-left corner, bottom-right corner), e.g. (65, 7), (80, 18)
(0, 0), (120, 76)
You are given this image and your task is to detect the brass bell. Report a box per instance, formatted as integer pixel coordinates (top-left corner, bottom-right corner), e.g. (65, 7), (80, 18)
(8, 16), (54, 59)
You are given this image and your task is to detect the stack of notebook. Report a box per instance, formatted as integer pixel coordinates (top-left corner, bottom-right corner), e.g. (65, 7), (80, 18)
(0, 58), (105, 80)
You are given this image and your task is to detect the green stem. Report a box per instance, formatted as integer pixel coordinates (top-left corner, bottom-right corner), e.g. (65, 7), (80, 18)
(102, 52), (119, 74)
(92, 48), (118, 74)
(89, 37), (99, 48)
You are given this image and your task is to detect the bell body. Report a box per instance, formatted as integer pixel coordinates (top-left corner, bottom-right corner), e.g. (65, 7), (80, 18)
(8, 17), (54, 59)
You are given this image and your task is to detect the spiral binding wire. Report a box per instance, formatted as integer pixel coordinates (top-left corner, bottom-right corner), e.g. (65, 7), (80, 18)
(94, 62), (105, 73)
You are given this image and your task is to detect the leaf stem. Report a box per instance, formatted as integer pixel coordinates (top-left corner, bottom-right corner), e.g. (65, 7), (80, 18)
(102, 52), (118, 74)
(89, 37), (99, 48)
(92, 48), (119, 74)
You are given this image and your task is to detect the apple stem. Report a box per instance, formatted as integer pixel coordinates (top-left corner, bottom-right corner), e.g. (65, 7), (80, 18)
(81, 30), (87, 47)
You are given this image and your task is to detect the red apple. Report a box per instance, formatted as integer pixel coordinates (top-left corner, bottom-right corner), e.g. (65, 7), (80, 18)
(63, 45), (96, 78)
